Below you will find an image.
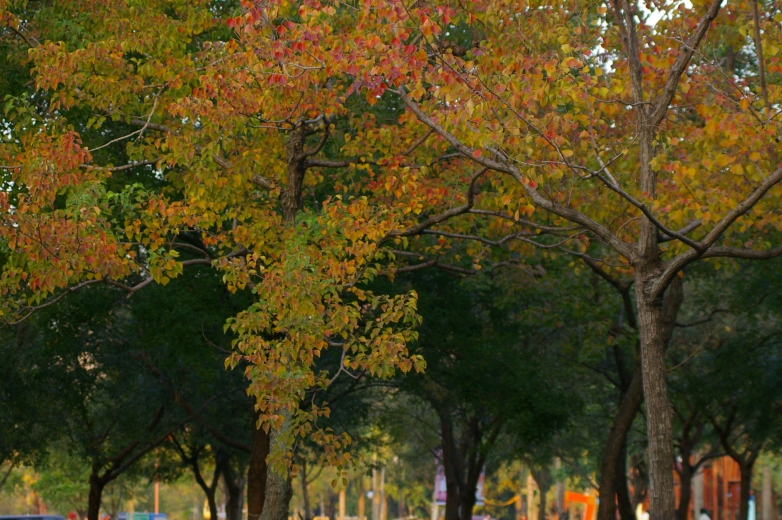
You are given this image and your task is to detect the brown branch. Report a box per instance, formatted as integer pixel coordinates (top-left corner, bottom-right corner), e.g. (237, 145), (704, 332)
(676, 308), (730, 328)
(468, 209), (581, 232)
(649, 0), (723, 127)
(124, 117), (276, 190)
(306, 158), (370, 168)
(0, 464), (13, 492)
(700, 245), (782, 260)
(656, 167), (782, 295)
(81, 159), (161, 172)
(7, 24), (39, 48)
(751, 0), (769, 116)
(174, 395), (251, 453)
(8, 279), (103, 325)
(580, 256), (637, 330)
(391, 88), (633, 259)
(402, 128), (435, 156)
(302, 123), (329, 158)
(658, 220), (702, 243)
(389, 167), (488, 238)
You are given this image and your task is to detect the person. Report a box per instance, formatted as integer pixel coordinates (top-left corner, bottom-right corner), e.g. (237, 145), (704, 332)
(699, 508), (711, 520)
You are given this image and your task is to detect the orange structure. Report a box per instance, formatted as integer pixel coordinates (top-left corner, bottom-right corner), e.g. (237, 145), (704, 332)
(565, 491), (597, 520)
(672, 456), (743, 520)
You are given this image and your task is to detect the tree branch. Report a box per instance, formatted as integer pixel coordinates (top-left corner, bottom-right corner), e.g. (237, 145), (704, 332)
(649, 0), (723, 127)
(391, 88), (633, 260)
(675, 308), (730, 328)
(389, 168), (488, 238)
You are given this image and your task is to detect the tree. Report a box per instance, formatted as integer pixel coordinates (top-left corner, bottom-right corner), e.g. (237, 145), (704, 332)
(0, 0), (423, 475)
(667, 259), (782, 520)
(5, 2), (782, 520)
(393, 269), (577, 520)
(213, 2), (780, 518)
(0, 285), (185, 520)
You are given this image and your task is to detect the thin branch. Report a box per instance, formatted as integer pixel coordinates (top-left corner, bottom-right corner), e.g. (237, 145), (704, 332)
(649, 0), (723, 127)
(306, 158), (369, 168)
(467, 209), (581, 233)
(402, 128), (435, 156)
(390, 88), (633, 260)
(8, 279), (103, 325)
(658, 220), (702, 243)
(302, 122), (329, 158)
(751, 0), (769, 117)
(389, 168), (488, 238)
(656, 167), (782, 296)
(676, 308), (730, 328)
(0, 464), (13, 491)
(81, 159), (161, 172)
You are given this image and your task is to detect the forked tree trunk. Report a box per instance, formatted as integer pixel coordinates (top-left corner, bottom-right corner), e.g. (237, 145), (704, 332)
(676, 463), (694, 520)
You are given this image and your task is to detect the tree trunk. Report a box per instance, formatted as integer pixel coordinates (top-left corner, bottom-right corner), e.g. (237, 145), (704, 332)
(260, 417), (293, 520)
(301, 460), (313, 520)
(358, 477), (365, 519)
(634, 270), (683, 520)
(440, 414), (461, 520)
(248, 415), (272, 520)
(224, 462), (245, 520)
(532, 468), (551, 520)
(738, 463), (754, 520)
(616, 440), (636, 520)
(597, 364), (644, 520)
(282, 127), (307, 222)
(260, 470), (293, 520)
(458, 485), (477, 520)
(635, 286), (676, 520)
(87, 472), (106, 520)
(676, 463), (693, 520)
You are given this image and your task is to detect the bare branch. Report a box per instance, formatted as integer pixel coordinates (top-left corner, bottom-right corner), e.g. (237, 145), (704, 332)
(8, 279), (102, 325)
(306, 158), (369, 168)
(467, 209), (581, 233)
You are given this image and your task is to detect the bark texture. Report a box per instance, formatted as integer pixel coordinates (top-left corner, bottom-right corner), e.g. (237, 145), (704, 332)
(248, 416), (272, 520)
(87, 472), (105, 520)
(531, 467), (551, 520)
(635, 264), (684, 520)
(282, 127), (307, 222)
